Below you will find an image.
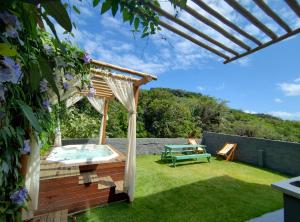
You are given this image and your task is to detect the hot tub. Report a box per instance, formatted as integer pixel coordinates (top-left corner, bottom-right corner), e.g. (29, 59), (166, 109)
(46, 144), (119, 164)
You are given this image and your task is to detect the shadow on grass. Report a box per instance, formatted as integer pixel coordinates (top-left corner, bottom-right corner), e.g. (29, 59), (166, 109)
(74, 175), (282, 222)
(155, 159), (210, 167)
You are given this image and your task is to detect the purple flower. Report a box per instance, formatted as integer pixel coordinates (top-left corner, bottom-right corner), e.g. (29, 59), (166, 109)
(0, 57), (22, 84)
(88, 87), (95, 97)
(0, 11), (21, 38)
(42, 99), (52, 112)
(63, 82), (70, 90)
(21, 139), (30, 154)
(82, 53), (91, 64)
(40, 79), (48, 93)
(4, 25), (19, 38)
(64, 73), (73, 81)
(10, 188), (28, 205)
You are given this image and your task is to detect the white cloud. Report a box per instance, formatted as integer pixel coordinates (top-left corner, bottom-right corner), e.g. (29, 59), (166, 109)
(243, 110), (257, 114)
(269, 111), (300, 121)
(278, 82), (300, 96)
(274, 98), (283, 103)
(294, 77), (300, 82)
(197, 86), (205, 91)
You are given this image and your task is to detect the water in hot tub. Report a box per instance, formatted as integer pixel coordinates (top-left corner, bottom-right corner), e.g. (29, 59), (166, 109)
(48, 144), (114, 162)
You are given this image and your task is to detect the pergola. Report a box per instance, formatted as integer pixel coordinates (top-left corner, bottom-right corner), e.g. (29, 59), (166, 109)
(147, 0), (300, 63)
(50, 59), (157, 202)
(79, 59), (157, 144)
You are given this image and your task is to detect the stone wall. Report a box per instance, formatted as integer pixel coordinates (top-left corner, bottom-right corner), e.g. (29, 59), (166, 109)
(202, 131), (300, 176)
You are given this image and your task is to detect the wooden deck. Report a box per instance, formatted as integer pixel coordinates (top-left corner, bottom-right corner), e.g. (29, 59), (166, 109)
(33, 209), (68, 222)
(35, 145), (128, 216)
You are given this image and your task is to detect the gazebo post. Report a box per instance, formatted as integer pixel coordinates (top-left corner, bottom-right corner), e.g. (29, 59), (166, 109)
(100, 99), (109, 144)
(133, 85), (140, 107)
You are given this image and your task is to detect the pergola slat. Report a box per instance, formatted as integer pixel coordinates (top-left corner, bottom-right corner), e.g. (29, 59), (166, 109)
(285, 0), (300, 17)
(92, 84), (111, 90)
(225, 0), (277, 40)
(80, 92), (114, 99)
(91, 59), (157, 80)
(192, 0), (262, 46)
(90, 68), (140, 82)
(93, 87), (112, 93)
(158, 20), (230, 60)
(224, 27), (300, 63)
(254, 0), (292, 33)
(180, 3), (251, 50)
(148, 3), (239, 56)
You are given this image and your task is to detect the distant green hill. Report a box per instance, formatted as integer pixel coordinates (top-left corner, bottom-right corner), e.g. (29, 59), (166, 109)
(61, 88), (300, 142)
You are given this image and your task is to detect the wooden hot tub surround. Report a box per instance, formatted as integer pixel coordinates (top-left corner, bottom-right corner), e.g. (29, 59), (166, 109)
(35, 145), (128, 216)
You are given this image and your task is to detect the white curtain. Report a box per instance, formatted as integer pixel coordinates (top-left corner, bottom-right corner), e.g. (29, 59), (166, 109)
(22, 132), (40, 220)
(86, 97), (104, 113)
(86, 97), (106, 144)
(66, 94), (83, 108)
(103, 76), (136, 201)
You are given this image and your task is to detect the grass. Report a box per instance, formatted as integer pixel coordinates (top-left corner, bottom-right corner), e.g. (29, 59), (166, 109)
(73, 155), (288, 222)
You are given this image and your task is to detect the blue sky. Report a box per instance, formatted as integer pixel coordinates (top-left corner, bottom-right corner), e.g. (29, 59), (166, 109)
(57, 0), (300, 120)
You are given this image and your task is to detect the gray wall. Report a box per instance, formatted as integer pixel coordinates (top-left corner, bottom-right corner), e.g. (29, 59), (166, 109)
(62, 138), (187, 155)
(202, 131), (300, 176)
(63, 133), (300, 176)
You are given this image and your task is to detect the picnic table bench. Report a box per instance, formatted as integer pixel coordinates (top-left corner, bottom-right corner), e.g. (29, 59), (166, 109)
(161, 144), (211, 167)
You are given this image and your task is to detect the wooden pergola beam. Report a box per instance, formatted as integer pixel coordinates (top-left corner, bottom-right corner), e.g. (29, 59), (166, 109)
(148, 3), (239, 56)
(92, 81), (111, 88)
(254, 0), (292, 33)
(224, 27), (300, 63)
(90, 59), (157, 80)
(93, 87), (113, 94)
(225, 0), (277, 40)
(134, 76), (153, 86)
(178, 2), (251, 50)
(192, 0), (262, 46)
(92, 79), (107, 84)
(91, 68), (140, 82)
(93, 86), (111, 92)
(285, 0), (300, 17)
(101, 100), (109, 144)
(158, 20), (230, 60)
(80, 92), (114, 99)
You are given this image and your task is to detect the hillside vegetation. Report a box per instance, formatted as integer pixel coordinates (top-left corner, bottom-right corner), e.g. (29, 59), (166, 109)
(61, 88), (300, 142)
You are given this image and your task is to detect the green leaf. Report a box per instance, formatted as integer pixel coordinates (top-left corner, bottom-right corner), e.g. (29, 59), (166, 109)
(101, 0), (112, 14)
(72, 5), (80, 14)
(38, 56), (60, 101)
(93, 0), (101, 7)
(111, 0), (118, 16)
(29, 61), (41, 91)
(17, 100), (42, 133)
(41, 0), (72, 32)
(0, 43), (17, 56)
(134, 17), (140, 30)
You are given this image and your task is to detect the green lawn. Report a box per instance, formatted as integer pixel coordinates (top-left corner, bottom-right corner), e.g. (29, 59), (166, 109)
(73, 155), (287, 222)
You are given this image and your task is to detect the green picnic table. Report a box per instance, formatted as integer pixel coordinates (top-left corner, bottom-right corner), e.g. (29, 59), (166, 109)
(161, 144), (211, 167)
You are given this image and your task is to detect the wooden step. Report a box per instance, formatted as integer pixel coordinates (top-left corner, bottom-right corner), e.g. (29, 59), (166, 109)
(114, 180), (124, 194)
(33, 209), (68, 222)
(78, 171), (100, 185)
(98, 176), (115, 190)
